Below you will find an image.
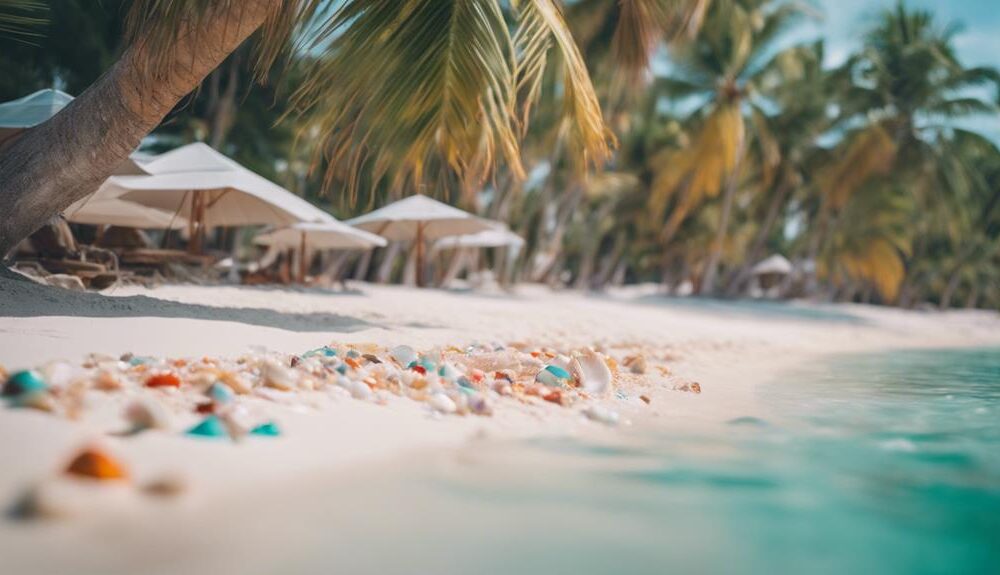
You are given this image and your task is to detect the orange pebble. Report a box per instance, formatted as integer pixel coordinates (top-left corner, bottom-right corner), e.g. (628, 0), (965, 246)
(65, 447), (128, 481)
(145, 372), (181, 388)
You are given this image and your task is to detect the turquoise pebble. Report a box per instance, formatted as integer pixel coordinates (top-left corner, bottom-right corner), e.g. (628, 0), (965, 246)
(250, 422), (282, 437)
(186, 416), (229, 439)
(2, 370), (47, 398)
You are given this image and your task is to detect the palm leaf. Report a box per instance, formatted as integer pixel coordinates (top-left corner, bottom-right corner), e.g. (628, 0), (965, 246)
(0, 0), (46, 40)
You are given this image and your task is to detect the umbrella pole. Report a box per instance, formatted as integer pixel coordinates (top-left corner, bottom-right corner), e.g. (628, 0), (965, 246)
(299, 231), (307, 284)
(416, 222), (425, 288)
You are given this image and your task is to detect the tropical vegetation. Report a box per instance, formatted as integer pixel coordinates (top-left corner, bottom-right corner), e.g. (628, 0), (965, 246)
(0, 0), (998, 310)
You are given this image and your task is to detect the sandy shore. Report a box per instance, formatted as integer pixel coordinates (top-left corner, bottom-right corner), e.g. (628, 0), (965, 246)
(1, 275), (998, 572)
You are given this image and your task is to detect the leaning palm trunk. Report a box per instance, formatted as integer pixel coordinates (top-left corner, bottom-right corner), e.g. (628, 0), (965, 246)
(0, 0), (278, 256)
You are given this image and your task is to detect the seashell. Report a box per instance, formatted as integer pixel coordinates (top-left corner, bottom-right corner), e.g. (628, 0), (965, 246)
(338, 376), (373, 401)
(65, 446), (129, 481)
(535, 364), (571, 387)
(582, 405), (620, 426)
(622, 354), (647, 374)
(262, 361), (298, 391)
(94, 369), (125, 391)
(640, 395), (652, 405)
(185, 415), (229, 439)
(142, 473), (188, 498)
(250, 421), (281, 437)
(467, 393), (493, 416)
(571, 349), (613, 397)
(390, 345), (417, 367)
(429, 392), (457, 414)
(124, 399), (169, 433)
(437, 362), (462, 382)
(40, 361), (75, 389)
(218, 371), (253, 394)
(2, 370), (47, 398)
(145, 372), (181, 389)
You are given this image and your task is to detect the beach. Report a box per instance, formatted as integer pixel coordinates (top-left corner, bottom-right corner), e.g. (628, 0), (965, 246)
(1, 276), (999, 573)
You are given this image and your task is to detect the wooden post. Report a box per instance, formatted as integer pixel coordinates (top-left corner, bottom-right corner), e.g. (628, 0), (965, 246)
(415, 222), (425, 288)
(298, 230), (307, 284)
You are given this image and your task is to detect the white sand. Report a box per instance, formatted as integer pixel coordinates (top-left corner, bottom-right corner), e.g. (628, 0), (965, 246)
(0, 279), (998, 573)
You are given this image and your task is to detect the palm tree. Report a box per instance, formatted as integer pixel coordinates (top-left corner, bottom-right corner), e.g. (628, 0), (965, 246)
(813, 1), (1000, 304)
(645, 0), (812, 295)
(0, 0), (625, 257)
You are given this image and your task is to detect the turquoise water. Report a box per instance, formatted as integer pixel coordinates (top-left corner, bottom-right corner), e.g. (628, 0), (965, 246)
(283, 348), (999, 574)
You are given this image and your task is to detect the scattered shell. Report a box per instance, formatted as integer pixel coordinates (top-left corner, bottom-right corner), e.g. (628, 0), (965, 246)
(206, 382), (235, 405)
(262, 361), (297, 391)
(640, 395), (652, 405)
(536, 364), (572, 387)
(142, 473), (188, 498)
(429, 393), (457, 414)
(622, 355), (647, 375)
(675, 381), (702, 394)
(390, 345), (418, 367)
(572, 349), (613, 397)
(65, 446), (129, 481)
(582, 405), (620, 426)
(218, 371), (253, 394)
(124, 399), (170, 433)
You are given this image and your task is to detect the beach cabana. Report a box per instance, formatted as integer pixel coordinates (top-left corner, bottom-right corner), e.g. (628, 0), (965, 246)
(347, 194), (495, 286)
(89, 143), (333, 251)
(750, 254), (793, 297)
(254, 221), (388, 282)
(0, 89), (148, 175)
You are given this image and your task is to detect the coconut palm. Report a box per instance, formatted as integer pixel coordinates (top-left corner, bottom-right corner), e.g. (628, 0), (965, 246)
(813, 1), (1000, 302)
(0, 0), (636, 256)
(645, 0), (813, 295)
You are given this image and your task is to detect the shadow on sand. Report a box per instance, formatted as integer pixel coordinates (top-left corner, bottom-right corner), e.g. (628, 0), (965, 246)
(0, 268), (375, 333)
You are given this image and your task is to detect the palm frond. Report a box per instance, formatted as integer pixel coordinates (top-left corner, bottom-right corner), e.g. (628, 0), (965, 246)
(513, 0), (614, 170)
(0, 0), (46, 40)
(819, 123), (896, 209)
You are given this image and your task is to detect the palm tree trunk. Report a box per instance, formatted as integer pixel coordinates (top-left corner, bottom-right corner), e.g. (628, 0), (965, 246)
(724, 180), (791, 297)
(0, 0), (278, 256)
(700, 155), (743, 295)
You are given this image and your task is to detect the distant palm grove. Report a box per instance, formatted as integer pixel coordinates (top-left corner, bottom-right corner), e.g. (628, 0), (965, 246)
(1, 0), (998, 309)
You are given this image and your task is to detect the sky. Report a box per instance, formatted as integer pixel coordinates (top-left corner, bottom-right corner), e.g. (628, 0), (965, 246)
(793, 0), (1000, 141)
(792, 0), (1000, 68)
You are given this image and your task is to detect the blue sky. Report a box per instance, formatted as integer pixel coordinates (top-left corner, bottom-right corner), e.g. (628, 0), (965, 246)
(791, 0), (1000, 68)
(793, 0), (1000, 141)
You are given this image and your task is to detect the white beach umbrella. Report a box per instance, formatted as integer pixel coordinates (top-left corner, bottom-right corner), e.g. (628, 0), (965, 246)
(254, 221), (387, 282)
(0, 89), (149, 175)
(347, 195), (496, 285)
(64, 198), (188, 229)
(432, 226), (525, 252)
(89, 143), (334, 250)
(751, 254), (793, 276)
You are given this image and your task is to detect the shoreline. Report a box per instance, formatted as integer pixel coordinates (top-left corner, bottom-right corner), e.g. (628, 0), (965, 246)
(1, 280), (999, 553)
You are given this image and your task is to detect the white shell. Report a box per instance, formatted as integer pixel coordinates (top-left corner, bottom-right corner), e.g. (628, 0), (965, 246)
(124, 399), (170, 432)
(429, 393), (457, 414)
(572, 349), (613, 396)
(390, 345), (417, 367)
(262, 360), (298, 391)
(582, 405), (620, 426)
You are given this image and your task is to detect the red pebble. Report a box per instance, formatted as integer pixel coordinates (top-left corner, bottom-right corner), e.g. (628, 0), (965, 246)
(410, 365), (427, 375)
(195, 401), (215, 414)
(145, 372), (181, 388)
(543, 390), (565, 406)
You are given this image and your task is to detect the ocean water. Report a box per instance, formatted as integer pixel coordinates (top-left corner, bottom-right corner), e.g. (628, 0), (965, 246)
(278, 347), (1000, 575)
